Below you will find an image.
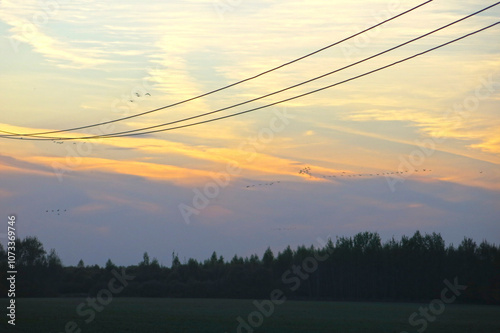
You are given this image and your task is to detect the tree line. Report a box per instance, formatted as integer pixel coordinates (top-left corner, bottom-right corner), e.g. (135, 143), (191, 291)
(0, 231), (499, 304)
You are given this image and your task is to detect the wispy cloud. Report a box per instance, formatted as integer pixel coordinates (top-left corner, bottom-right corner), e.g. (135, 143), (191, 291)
(0, 1), (112, 68)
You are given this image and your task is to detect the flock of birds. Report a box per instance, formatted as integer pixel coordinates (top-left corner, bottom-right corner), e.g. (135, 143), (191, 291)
(128, 91), (151, 103)
(246, 181), (281, 188)
(52, 141), (89, 145)
(244, 166), (436, 189)
(299, 166), (434, 179)
(244, 166), (485, 190)
(45, 209), (68, 216)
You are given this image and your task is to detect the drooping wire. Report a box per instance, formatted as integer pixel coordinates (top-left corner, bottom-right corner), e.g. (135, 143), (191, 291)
(0, 1), (434, 138)
(12, 1), (495, 140)
(4, 21), (498, 141)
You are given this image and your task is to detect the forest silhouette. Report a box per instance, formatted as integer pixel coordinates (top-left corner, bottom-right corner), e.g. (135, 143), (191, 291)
(1, 231), (498, 304)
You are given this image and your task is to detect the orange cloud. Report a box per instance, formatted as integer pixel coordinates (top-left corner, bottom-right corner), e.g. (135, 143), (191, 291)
(32, 156), (212, 186)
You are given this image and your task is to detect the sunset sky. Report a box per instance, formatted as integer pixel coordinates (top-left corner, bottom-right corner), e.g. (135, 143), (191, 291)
(1, 0), (499, 266)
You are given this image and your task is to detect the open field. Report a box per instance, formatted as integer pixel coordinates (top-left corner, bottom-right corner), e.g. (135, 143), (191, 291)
(1, 298), (499, 333)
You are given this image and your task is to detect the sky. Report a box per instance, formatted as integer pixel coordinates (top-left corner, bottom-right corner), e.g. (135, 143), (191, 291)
(0, 0), (499, 267)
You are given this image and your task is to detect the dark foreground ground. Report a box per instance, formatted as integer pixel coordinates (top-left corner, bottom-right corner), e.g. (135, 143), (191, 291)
(1, 298), (499, 333)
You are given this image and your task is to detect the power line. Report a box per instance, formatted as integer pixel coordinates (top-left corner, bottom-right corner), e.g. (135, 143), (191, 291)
(10, 1), (495, 141)
(88, 22), (500, 139)
(6, 21), (499, 141)
(0, 0), (434, 138)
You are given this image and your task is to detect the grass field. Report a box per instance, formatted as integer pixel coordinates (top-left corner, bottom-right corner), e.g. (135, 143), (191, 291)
(0, 298), (499, 333)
